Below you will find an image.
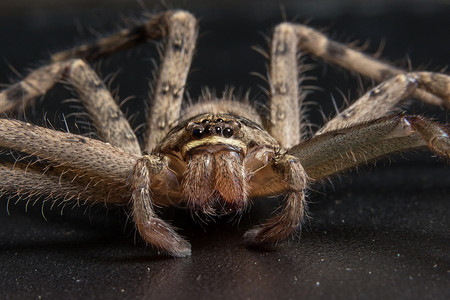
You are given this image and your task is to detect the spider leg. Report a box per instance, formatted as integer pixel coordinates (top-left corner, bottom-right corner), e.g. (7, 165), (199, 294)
(0, 119), (137, 184)
(0, 162), (128, 206)
(268, 24), (305, 148)
(245, 154), (307, 245)
(0, 59), (140, 155)
(318, 72), (450, 134)
(131, 156), (191, 257)
(144, 11), (197, 152)
(288, 115), (449, 181)
(0, 118), (136, 205)
(292, 24), (447, 108)
(50, 11), (187, 63)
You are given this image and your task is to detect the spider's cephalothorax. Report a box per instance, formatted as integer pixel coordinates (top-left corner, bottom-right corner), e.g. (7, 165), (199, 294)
(155, 113), (284, 215)
(0, 10), (449, 257)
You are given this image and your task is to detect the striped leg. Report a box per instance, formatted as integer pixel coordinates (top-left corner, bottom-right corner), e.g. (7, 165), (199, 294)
(317, 72), (450, 134)
(0, 59), (140, 155)
(144, 11), (197, 151)
(269, 23), (305, 149)
(289, 115), (449, 181)
(291, 24), (447, 108)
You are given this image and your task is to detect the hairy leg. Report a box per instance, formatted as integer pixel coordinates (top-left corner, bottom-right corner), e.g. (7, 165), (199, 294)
(144, 11), (197, 151)
(51, 12), (174, 62)
(289, 115), (449, 181)
(131, 156), (191, 257)
(268, 23), (304, 148)
(0, 119), (137, 184)
(245, 154), (307, 245)
(0, 162), (129, 206)
(318, 72), (450, 134)
(0, 59), (140, 155)
(292, 24), (447, 108)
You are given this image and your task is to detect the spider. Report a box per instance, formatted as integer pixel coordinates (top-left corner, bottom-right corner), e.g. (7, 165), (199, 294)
(0, 10), (448, 257)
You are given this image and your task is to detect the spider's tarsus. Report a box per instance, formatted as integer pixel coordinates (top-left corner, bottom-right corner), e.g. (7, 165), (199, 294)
(243, 226), (295, 249)
(243, 227), (265, 245)
(137, 219), (192, 257)
(170, 242), (192, 258)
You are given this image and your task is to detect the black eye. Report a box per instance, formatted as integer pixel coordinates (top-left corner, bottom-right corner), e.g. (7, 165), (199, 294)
(193, 128), (203, 139)
(204, 126), (212, 135)
(216, 118), (223, 123)
(215, 127), (222, 134)
(223, 127), (233, 138)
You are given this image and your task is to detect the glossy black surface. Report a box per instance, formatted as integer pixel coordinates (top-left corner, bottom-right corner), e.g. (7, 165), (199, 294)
(0, 1), (449, 299)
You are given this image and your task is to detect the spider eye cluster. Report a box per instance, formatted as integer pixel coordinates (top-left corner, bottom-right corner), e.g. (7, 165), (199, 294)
(188, 117), (237, 140)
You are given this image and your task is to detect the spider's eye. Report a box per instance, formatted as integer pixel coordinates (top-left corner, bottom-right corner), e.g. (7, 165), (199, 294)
(204, 126), (212, 135)
(193, 128), (203, 139)
(215, 127), (222, 134)
(223, 127), (233, 138)
(216, 118), (223, 123)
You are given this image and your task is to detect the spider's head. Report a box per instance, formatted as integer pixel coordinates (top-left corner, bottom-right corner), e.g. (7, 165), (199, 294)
(158, 112), (277, 159)
(181, 114), (245, 159)
(157, 112), (280, 216)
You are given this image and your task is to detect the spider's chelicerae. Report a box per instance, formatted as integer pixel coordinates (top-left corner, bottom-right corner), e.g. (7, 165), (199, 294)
(0, 11), (449, 257)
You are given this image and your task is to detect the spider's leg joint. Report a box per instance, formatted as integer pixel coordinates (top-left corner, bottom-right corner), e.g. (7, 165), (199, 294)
(131, 155), (191, 257)
(244, 154), (308, 246)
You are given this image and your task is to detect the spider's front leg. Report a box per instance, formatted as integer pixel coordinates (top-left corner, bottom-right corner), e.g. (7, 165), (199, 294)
(131, 155), (190, 257)
(245, 154), (308, 245)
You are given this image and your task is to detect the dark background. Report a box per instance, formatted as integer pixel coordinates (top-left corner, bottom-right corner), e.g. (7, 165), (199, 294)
(0, 1), (449, 299)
